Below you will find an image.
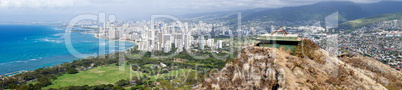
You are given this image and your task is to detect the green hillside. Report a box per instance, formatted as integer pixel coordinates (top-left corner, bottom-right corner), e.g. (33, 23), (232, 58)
(242, 1), (367, 22)
(339, 12), (402, 30)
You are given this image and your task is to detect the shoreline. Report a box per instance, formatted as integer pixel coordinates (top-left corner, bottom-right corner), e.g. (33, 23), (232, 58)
(1, 31), (137, 77)
(92, 32), (137, 44)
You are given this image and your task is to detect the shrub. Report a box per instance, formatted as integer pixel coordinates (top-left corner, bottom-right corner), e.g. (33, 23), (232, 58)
(67, 68), (78, 74)
(326, 65), (353, 85)
(294, 39), (319, 57)
(115, 79), (130, 86)
(15, 85), (30, 90)
(113, 86), (125, 90)
(7, 83), (17, 89)
(131, 85), (145, 90)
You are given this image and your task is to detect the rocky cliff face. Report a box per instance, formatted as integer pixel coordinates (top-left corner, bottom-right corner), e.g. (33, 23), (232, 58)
(198, 46), (402, 90)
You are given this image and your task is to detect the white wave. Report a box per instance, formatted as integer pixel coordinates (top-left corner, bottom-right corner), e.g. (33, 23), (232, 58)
(59, 35), (66, 39)
(99, 43), (106, 45)
(53, 33), (66, 39)
(40, 38), (64, 43)
(29, 59), (37, 61)
(53, 27), (68, 31)
(83, 41), (93, 42)
(53, 33), (62, 36)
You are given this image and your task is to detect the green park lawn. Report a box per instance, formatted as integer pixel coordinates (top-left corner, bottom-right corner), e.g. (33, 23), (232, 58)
(142, 64), (155, 68)
(42, 63), (194, 89)
(43, 64), (145, 89)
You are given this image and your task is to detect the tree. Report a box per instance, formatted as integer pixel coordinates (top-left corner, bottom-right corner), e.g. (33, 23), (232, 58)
(37, 77), (52, 87)
(136, 79), (143, 85)
(7, 83), (17, 89)
(132, 66), (139, 71)
(32, 83), (42, 89)
(67, 68), (78, 74)
(16, 85), (30, 90)
(113, 86), (125, 90)
(131, 85), (145, 90)
(146, 80), (154, 86)
(185, 71), (199, 85)
(115, 79), (130, 86)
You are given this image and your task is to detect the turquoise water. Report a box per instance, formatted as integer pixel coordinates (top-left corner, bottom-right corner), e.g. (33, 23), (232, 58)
(0, 25), (135, 75)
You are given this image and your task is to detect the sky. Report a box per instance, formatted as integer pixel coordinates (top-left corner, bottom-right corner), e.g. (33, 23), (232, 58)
(0, 0), (389, 23)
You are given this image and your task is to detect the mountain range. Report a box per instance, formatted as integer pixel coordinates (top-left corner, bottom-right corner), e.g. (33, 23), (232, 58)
(339, 11), (402, 30)
(183, 1), (402, 24)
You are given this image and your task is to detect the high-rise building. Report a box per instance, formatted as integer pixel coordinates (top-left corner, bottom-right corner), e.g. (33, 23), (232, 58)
(156, 42), (162, 51)
(109, 29), (120, 39)
(174, 34), (184, 48)
(164, 41), (172, 53)
(174, 39), (183, 52)
(217, 40), (223, 49)
(184, 34), (192, 50)
(207, 39), (214, 47)
(199, 36), (205, 50)
(157, 32), (163, 45)
(131, 33), (139, 40)
(163, 34), (171, 45)
(211, 26), (215, 37)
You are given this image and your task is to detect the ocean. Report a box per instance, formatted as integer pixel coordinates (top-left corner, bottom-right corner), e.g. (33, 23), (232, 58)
(0, 25), (135, 75)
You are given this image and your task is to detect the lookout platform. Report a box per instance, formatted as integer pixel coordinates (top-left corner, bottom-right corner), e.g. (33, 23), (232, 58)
(256, 27), (301, 50)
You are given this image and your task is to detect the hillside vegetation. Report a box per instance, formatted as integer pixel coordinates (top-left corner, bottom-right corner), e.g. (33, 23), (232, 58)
(198, 46), (402, 89)
(340, 12), (402, 30)
(242, 1), (367, 22)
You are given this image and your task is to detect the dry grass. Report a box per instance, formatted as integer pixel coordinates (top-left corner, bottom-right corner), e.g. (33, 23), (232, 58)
(293, 39), (327, 64)
(340, 55), (402, 90)
(198, 46), (401, 90)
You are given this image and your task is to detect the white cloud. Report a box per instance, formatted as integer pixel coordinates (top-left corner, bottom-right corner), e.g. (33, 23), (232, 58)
(0, 0), (390, 22)
(349, 0), (382, 3)
(0, 0), (87, 8)
(0, 0), (383, 9)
